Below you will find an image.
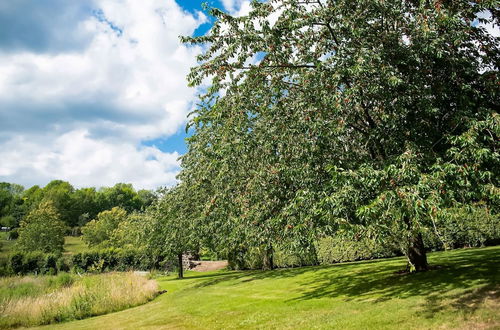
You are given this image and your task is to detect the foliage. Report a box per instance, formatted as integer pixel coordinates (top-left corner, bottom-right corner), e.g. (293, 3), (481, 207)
(0, 272), (159, 329)
(7, 251), (63, 275)
(81, 207), (128, 247)
(147, 186), (201, 277)
(71, 248), (160, 273)
(16, 201), (67, 254)
(0, 182), (24, 227)
(433, 205), (500, 249)
(0, 180), (156, 231)
(180, 0), (499, 271)
(316, 236), (399, 265)
(109, 212), (151, 249)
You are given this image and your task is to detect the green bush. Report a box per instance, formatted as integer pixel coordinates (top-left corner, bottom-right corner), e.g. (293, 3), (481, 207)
(9, 252), (26, 274)
(274, 247), (317, 268)
(316, 236), (398, 265)
(7, 252), (63, 275)
(434, 206), (500, 249)
(57, 256), (71, 273)
(227, 245), (317, 270)
(71, 248), (160, 273)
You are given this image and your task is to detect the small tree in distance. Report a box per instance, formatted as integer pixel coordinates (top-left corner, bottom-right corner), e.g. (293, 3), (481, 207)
(82, 207), (128, 247)
(16, 200), (67, 254)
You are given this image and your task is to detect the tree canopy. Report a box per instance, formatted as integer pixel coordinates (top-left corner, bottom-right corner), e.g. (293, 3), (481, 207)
(179, 0), (499, 271)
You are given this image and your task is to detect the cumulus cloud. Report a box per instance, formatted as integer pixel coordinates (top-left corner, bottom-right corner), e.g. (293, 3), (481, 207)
(0, 0), (95, 53)
(0, 130), (180, 190)
(0, 0), (206, 189)
(221, 0), (251, 16)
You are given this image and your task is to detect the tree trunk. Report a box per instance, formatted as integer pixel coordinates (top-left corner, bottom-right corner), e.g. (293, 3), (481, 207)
(177, 253), (184, 278)
(263, 244), (274, 270)
(406, 233), (428, 272)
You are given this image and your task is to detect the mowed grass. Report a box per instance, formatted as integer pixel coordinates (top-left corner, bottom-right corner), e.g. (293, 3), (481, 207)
(35, 246), (499, 330)
(0, 272), (159, 329)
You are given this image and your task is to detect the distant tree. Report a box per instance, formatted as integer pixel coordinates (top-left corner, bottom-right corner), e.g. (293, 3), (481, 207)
(16, 201), (67, 254)
(109, 212), (152, 249)
(82, 207), (128, 247)
(0, 183), (25, 227)
(41, 180), (78, 227)
(72, 187), (99, 225)
(137, 189), (157, 208)
(97, 183), (143, 213)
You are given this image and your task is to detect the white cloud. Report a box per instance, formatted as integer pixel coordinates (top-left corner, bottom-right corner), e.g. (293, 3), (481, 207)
(0, 0), (206, 189)
(221, 0), (251, 16)
(0, 130), (180, 189)
(476, 10), (500, 38)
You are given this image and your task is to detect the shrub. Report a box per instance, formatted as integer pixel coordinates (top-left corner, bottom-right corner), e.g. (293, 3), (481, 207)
(434, 206), (500, 249)
(316, 236), (399, 265)
(57, 256), (71, 273)
(71, 248), (160, 273)
(227, 245), (317, 270)
(9, 252), (24, 274)
(42, 254), (58, 275)
(7, 252), (62, 275)
(274, 247), (317, 268)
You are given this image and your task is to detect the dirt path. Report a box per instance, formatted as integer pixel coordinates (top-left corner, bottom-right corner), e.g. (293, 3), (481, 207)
(190, 260), (228, 272)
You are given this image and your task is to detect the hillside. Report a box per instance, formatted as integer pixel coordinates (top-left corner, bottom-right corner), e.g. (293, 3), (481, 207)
(36, 246), (499, 330)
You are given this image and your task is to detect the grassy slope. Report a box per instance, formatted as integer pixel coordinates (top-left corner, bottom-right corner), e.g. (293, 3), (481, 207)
(36, 246), (499, 330)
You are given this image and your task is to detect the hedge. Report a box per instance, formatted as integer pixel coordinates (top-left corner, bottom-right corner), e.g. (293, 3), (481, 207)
(71, 248), (162, 273)
(6, 252), (67, 275)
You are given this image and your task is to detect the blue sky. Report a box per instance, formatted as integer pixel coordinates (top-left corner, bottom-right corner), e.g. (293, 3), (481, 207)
(0, 0), (251, 189)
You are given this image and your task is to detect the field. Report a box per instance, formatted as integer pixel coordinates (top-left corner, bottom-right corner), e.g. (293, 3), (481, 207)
(29, 246), (499, 330)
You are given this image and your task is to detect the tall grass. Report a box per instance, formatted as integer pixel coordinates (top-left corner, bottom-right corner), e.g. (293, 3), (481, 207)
(0, 272), (159, 328)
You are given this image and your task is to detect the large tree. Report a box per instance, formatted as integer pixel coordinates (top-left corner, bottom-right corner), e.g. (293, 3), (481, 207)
(181, 0), (499, 271)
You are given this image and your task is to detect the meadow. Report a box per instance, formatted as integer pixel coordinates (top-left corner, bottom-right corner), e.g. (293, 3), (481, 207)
(29, 246), (499, 330)
(0, 272), (159, 329)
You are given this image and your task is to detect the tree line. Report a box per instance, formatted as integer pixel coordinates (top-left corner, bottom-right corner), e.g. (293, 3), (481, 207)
(0, 180), (156, 230)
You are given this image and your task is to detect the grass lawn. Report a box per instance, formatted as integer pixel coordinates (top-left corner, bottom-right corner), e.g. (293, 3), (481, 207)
(34, 246), (499, 330)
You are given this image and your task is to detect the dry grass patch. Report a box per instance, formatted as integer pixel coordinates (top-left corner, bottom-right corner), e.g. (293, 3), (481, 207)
(0, 272), (159, 329)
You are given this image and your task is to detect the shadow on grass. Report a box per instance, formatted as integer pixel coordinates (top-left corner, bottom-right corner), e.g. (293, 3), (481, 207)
(183, 247), (500, 318)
